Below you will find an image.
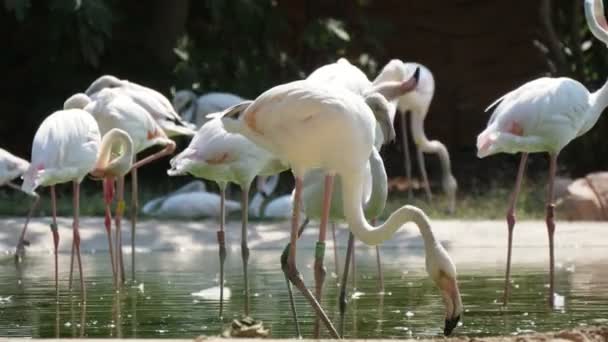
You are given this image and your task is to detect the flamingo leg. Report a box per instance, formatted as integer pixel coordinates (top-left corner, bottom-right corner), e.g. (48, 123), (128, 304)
(331, 222), (340, 279)
(313, 175), (334, 338)
(103, 177), (117, 287)
(503, 152), (528, 306)
(399, 111), (414, 200)
(372, 218), (384, 293)
(130, 165), (138, 281)
(115, 176), (126, 285)
(241, 185), (251, 317)
(416, 146), (433, 202)
(72, 181), (86, 302)
(13, 186), (40, 263)
(338, 232), (355, 337)
(546, 153), (558, 307)
(282, 176), (339, 338)
(129, 141), (176, 170)
(281, 216), (309, 338)
(351, 240), (357, 291)
(50, 186), (59, 300)
(217, 184), (227, 319)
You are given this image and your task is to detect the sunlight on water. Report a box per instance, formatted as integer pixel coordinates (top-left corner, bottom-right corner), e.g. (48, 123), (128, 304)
(0, 247), (607, 338)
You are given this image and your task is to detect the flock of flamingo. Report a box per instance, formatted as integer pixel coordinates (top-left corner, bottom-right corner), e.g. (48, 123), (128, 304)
(1, 0), (608, 338)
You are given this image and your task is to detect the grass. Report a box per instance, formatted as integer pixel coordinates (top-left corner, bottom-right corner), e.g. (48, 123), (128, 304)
(0, 178), (549, 220)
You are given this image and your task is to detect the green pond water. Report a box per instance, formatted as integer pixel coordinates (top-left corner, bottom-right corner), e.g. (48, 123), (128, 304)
(0, 247), (607, 338)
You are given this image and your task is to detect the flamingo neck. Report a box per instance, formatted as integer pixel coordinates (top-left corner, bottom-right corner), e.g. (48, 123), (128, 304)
(95, 129), (134, 177)
(409, 109), (454, 186)
(588, 79), (608, 127)
(341, 169), (438, 246)
(362, 147), (388, 219)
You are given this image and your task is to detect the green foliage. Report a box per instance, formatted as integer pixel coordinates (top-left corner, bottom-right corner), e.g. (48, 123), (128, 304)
(3, 0), (114, 68)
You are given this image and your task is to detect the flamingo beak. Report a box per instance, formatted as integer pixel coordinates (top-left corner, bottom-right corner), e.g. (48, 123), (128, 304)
(437, 272), (463, 336)
(444, 315), (460, 336)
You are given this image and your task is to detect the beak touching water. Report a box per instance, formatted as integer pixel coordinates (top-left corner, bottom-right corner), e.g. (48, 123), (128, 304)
(437, 271), (463, 336)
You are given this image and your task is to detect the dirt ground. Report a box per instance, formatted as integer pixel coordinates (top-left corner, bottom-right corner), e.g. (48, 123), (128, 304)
(438, 326), (608, 342)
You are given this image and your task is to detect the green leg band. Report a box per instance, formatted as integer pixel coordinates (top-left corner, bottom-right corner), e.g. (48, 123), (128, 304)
(315, 241), (326, 260)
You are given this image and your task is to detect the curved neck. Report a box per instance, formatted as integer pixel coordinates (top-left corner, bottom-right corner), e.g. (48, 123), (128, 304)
(363, 147), (388, 219)
(409, 109), (453, 183)
(588, 80), (608, 129)
(95, 129), (134, 177)
(585, 0), (608, 44)
(341, 169), (438, 246)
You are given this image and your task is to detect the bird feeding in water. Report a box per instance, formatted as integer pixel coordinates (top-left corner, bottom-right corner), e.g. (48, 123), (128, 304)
(216, 76), (463, 337)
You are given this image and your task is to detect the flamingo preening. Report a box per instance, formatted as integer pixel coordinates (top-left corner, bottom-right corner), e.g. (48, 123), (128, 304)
(476, 0), (608, 307)
(217, 79), (463, 337)
(21, 108), (134, 300)
(65, 87), (175, 284)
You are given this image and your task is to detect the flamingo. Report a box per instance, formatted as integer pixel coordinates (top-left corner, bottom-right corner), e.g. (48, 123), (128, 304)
(64, 88), (176, 284)
(250, 175), (292, 219)
(83, 75), (194, 281)
(0, 148), (40, 261)
(478, 0), (608, 307)
(173, 90), (246, 127)
(142, 180), (241, 218)
(168, 117), (288, 319)
(373, 60), (457, 213)
(217, 79), (463, 337)
(302, 58), (410, 336)
(21, 108), (134, 300)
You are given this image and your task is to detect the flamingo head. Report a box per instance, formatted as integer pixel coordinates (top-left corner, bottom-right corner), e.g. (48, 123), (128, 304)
(63, 93), (91, 110)
(426, 243), (463, 336)
(90, 129), (134, 180)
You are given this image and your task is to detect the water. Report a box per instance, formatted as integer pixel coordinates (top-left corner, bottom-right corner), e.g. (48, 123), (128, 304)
(0, 248), (607, 338)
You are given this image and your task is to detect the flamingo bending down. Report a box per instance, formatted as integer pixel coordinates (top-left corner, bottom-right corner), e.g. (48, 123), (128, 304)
(65, 88), (176, 284)
(0, 148), (39, 261)
(173, 90), (246, 128)
(84, 75), (194, 281)
(168, 117), (288, 318)
(218, 79), (463, 337)
(476, 0), (608, 307)
(21, 109), (134, 300)
(142, 180), (241, 218)
(374, 60), (457, 213)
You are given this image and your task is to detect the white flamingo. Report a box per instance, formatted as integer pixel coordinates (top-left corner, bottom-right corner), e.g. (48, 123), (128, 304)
(168, 117), (288, 318)
(0, 148), (39, 261)
(64, 88), (176, 284)
(217, 79), (463, 337)
(173, 90), (246, 127)
(21, 108), (134, 300)
(374, 60), (457, 213)
(142, 180), (241, 218)
(84, 75), (195, 280)
(477, 0), (608, 307)
(250, 175), (292, 220)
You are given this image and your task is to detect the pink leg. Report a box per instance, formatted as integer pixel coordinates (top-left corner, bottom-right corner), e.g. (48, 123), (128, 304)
(503, 152), (528, 306)
(115, 176), (126, 285)
(13, 186), (40, 263)
(103, 178), (117, 287)
(130, 141), (176, 170)
(546, 153), (558, 307)
(283, 176), (339, 338)
(50, 186), (59, 300)
(73, 181), (86, 302)
(313, 175), (334, 338)
(217, 184), (227, 319)
(241, 185), (251, 316)
(130, 165), (138, 281)
(399, 112), (414, 200)
(371, 218), (384, 293)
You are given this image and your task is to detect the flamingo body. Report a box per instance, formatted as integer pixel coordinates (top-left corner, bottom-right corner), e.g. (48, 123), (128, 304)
(477, 77), (592, 157)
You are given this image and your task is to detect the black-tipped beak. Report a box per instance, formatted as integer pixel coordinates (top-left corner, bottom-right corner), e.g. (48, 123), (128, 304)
(412, 66), (421, 83)
(444, 315), (460, 336)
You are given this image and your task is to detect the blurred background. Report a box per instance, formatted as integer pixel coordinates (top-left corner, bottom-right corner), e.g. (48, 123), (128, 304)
(1, 0), (607, 214)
